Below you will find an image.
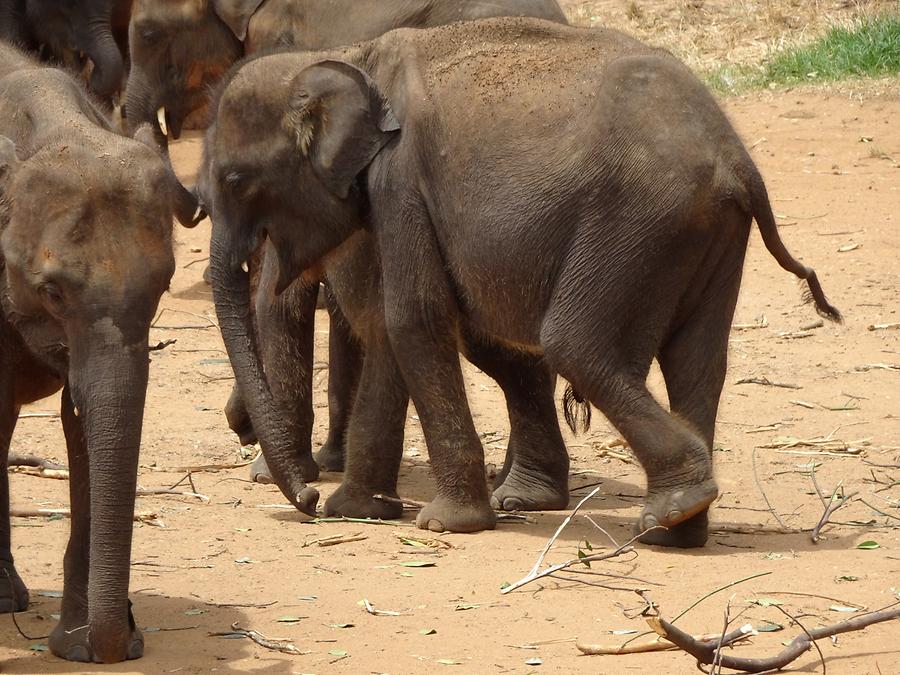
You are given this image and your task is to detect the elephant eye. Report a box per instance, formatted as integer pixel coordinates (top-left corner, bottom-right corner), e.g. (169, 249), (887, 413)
(38, 282), (65, 309)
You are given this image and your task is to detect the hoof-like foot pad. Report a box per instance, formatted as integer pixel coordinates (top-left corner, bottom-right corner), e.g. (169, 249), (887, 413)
(415, 497), (496, 533)
(0, 564), (29, 613)
(249, 452), (273, 484)
(315, 441), (345, 473)
(490, 477), (569, 512)
(49, 604), (143, 663)
(636, 508), (710, 548)
(323, 485), (403, 521)
(640, 479), (718, 533)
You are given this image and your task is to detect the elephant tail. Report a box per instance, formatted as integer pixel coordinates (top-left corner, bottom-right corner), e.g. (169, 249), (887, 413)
(750, 172), (842, 323)
(563, 384), (591, 434)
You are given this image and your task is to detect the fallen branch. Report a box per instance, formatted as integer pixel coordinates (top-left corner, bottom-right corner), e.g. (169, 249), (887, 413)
(11, 507), (162, 526)
(735, 377), (801, 389)
(302, 532), (367, 547)
(372, 493), (424, 509)
(136, 487), (210, 502)
(362, 598), (404, 616)
(209, 621), (306, 655)
(853, 363), (900, 372)
(647, 604), (900, 673)
(867, 323), (900, 331)
(811, 488), (858, 543)
(577, 625), (755, 655)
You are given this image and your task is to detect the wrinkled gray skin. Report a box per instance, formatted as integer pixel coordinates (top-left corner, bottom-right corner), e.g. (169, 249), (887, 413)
(129, 0), (568, 486)
(0, 44), (181, 663)
(0, 0), (132, 100)
(205, 18), (841, 545)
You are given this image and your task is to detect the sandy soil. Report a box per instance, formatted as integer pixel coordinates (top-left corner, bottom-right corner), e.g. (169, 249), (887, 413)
(3, 5), (900, 675)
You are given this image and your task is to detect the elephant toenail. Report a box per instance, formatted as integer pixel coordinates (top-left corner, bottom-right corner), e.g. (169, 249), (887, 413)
(427, 519), (445, 533)
(666, 509), (683, 523)
(68, 645), (91, 662)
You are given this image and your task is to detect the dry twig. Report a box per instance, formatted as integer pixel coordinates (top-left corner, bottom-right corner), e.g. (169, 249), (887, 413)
(209, 621), (307, 655)
(735, 377), (801, 389)
(301, 532), (367, 547)
(811, 487), (858, 543)
(576, 625), (754, 655)
(11, 507), (162, 526)
(647, 605), (900, 673)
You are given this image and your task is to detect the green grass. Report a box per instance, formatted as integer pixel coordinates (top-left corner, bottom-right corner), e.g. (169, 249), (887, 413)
(706, 14), (900, 94)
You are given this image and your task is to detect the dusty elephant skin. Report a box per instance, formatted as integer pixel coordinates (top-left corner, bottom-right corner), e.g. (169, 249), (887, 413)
(125, 0), (566, 144)
(205, 18), (841, 545)
(130, 0), (569, 486)
(0, 45), (179, 663)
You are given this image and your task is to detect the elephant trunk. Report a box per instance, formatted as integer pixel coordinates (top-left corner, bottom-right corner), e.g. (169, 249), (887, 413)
(210, 219), (319, 515)
(82, 10), (124, 100)
(123, 65), (165, 147)
(67, 328), (147, 663)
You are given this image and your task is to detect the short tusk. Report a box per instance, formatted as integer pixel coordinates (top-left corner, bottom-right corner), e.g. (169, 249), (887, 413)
(193, 206), (204, 222)
(157, 107), (168, 136)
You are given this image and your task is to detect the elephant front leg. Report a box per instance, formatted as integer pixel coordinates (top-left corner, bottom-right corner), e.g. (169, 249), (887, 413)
(0, 382), (28, 614)
(398, 335), (496, 533)
(323, 335), (406, 520)
(48, 385), (142, 662)
(316, 289), (363, 472)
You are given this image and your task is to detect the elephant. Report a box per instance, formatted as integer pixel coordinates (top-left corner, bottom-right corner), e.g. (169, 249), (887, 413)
(203, 18), (841, 546)
(0, 43), (194, 662)
(0, 0), (132, 100)
(125, 0), (567, 144)
(136, 0), (569, 486)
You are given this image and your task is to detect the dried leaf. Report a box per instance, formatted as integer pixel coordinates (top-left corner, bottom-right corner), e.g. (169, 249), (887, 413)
(455, 603), (479, 611)
(399, 561), (436, 568)
(856, 540), (880, 550)
(329, 649), (348, 657)
(419, 628), (437, 635)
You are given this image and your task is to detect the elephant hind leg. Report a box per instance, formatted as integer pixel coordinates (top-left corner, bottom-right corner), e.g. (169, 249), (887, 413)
(646, 246), (748, 548)
(462, 334), (569, 512)
(544, 339), (717, 545)
(1, 402), (29, 614)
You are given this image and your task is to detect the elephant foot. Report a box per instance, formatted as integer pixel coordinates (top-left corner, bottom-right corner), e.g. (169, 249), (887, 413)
(249, 451), (320, 486)
(0, 561), (29, 613)
(315, 440), (345, 472)
(323, 483), (403, 521)
(49, 601), (143, 663)
(636, 508), (709, 548)
(490, 468), (569, 511)
(416, 496), (496, 533)
(248, 452), (274, 484)
(638, 478), (718, 533)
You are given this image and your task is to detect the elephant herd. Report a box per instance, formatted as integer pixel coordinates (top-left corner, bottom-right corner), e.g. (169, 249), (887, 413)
(0, 0), (840, 665)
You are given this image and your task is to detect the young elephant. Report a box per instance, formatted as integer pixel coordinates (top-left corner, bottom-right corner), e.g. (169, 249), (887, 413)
(134, 0), (568, 487)
(0, 44), (187, 662)
(205, 19), (840, 546)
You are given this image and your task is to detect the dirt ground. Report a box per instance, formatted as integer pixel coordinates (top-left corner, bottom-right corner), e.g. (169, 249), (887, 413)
(3, 3), (900, 674)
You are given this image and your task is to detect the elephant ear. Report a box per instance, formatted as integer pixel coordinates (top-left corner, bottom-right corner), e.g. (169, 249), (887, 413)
(284, 60), (400, 200)
(0, 136), (21, 227)
(210, 0), (266, 41)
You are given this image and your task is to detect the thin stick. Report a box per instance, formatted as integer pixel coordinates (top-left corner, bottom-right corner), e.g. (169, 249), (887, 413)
(670, 571), (772, 624)
(647, 605), (900, 673)
(209, 622), (306, 655)
(811, 489), (858, 542)
(735, 377), (802, 389)
(752, 447), (788, 529)
(10, 507), (162, 525)
(136, 487), (210, 502)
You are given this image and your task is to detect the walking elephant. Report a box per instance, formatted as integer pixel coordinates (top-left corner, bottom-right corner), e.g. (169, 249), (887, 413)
(128, 0), (568, 487)
(204, 18), (840, 546)
(0, 44), (194, 662)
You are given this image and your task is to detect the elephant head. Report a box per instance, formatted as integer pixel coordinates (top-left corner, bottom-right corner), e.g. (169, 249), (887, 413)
(0, 134), (176, 663)
(25, 0), (128, 99)
(125, 0), (262, 145)
(205, 57), (398, 512)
